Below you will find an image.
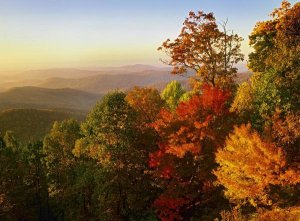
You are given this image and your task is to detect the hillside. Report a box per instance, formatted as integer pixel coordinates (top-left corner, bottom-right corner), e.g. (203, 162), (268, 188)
(36, 70), (184, 94)
(0, 109), (85, 142)
(0, 86), (102, 111)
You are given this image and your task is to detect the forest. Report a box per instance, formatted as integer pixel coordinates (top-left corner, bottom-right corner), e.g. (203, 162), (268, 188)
(0, 1), (299, 220)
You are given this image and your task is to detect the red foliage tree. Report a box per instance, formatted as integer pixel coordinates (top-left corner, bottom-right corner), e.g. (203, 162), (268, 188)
(149, 85), (233, 219)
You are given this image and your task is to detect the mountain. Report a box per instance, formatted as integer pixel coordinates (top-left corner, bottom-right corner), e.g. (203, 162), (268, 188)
(1, 65), (169, 82)
(0, 79), (44, 91)
(36, 70), (185, 94)
(0, 87), (102, 111)
(111, 64), (170, 72)
(0, 66), (252, 94)
(0, 109), (85, 143)
(0, 66), (173, 92)
(8, 68), (101, 80)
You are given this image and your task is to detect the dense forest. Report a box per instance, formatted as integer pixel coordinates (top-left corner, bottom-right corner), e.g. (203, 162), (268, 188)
(0, 1), (299, 220)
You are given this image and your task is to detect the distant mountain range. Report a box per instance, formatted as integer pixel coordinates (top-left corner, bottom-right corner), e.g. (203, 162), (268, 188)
(0, 65), (169, 82)
(0, 65), (252, 112)
(36, 70), (186, 94)
(0, 65), (179, 92)
(0, 65), (252, 94)
(0, 86), (102, 112)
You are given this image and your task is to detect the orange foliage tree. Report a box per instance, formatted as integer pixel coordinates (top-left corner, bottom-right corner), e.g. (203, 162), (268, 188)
(270, 110), (300, 164)
(149, 85), (234, 220)
(214, 124), (300, 207)
(126, 86), (165, 124)
(158, 10), (244, 89)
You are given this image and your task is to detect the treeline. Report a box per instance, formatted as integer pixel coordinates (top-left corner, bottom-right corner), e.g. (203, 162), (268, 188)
(0, 1), (299, 220)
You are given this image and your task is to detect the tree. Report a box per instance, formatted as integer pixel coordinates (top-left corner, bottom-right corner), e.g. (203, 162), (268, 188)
(161, 81), (186, 110)
(248, 1), (300, 73)
(43, 119), (99, 220)
(75, 92), (137, 165)
(22, 141), (49, 220)
(230, 82), (254, 114)
(75, 91), (158, 220)
(150, 85), (233, 220)
(230, 0), (300, 133)
(126, 86), (165, 172)
(270, 110), (300, 166)
(158, 11), (244, 88)
(0, 138), (48, 220)
(179, 90), (195, 103)
(214, 124), (300, 207)
(254, 206), (300, 221)
(228, 2), (300, 211)
(4, 131), (18, 151)
(126, 86), (165, 124)
(154, 85), (231, 158)
(231, 71), (285, 130)
(248, 1), (300, 112)
(0, 137), (30, 220)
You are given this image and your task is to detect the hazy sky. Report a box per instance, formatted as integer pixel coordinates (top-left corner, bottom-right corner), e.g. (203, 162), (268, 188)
(0, 0), (297, 72)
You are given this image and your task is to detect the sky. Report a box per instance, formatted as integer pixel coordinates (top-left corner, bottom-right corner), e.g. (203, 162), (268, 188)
(0, 0), (297, 72)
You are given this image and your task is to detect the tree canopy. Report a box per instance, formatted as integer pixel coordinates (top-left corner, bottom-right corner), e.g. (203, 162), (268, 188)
(158, 11), (244, 89)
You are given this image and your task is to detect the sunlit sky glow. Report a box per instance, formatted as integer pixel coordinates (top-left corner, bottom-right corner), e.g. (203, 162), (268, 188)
(0, 0), (297, 72)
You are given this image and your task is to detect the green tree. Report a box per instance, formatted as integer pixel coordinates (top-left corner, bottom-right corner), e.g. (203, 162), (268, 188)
(0, 138), (48, 220)
(43, 119), (100, 220)
(75, 91), (158, 220)
(4, 131), (18, 151)
(247, 1), (300, 115)
(161, 80), (186, 110)
(233, 1), (300, 130)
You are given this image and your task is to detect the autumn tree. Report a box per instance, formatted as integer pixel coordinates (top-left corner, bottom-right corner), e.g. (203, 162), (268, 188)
(214, 124), (300, 207)
(158, 11), (244, 89)
(126, 86), (164, 168)
(126, 86), (165, 124)
(150, 85), (234, 220)
(232, 1), (300, 129)
(253, 206), (300, 221)
(248, 0), (300, 73)
(230, 82), (254, 115)
(225, 2), (300, 214)
(269, 110), (300, 168)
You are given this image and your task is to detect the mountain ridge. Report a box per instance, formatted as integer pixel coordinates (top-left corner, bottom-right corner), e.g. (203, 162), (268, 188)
(0, 86), (102, 111)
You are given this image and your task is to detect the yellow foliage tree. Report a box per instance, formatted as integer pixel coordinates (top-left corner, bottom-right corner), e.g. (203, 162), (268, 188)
(253, 206), (300, 221)
(214, 124), (300, 206)
(230, 82), (254, 114)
